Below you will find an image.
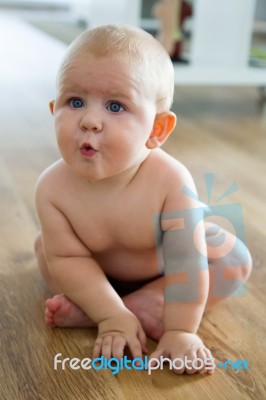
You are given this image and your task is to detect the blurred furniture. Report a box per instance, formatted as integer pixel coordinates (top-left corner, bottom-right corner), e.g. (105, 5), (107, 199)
(173, 0), (266, 89)
(71, 0), (265, 89)
(5, 0), (264, 89)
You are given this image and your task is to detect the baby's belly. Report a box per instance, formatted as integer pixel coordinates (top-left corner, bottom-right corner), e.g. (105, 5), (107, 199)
(93, 248), (161, 281)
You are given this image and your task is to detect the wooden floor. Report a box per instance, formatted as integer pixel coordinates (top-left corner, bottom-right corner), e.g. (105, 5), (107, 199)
(1, 14), (266, 400)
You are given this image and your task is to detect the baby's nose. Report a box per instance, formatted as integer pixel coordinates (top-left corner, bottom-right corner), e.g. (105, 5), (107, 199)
(79, 111), (102, 133)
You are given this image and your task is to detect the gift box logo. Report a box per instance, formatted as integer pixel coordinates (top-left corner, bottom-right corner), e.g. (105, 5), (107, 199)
(154, 173), (248, 302)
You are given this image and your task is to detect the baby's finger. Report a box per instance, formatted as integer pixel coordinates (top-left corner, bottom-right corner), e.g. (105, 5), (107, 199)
(137, 325), (148, 353)
(101, 335), (113, 359)
(185, 351), (198, 374)
(203, 346), (215, 374)
(92, 337), (103, 359)
(196, 348), (207, 374)
(172, 354), (185, 375)
(149, 349), (166, 368)
(112, 336), (127, 360)
(127, 337), (143, 361)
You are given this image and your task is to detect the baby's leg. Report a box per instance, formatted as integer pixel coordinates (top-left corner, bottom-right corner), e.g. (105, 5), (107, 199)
(35, 234), (163, 338)
(204, 222), (252, 311)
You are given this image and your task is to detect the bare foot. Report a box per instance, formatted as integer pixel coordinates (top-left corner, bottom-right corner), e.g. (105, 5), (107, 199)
(45, 289), (164, 341)
(123, 289), (164, 341)
(45, 294), (96, 328)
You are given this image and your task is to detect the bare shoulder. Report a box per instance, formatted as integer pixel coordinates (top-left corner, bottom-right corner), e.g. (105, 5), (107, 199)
(144, 149), (198, 214)
(35, 158), (72, 190)
(146, 149), (196, 191)
(35, 159), (72, 205)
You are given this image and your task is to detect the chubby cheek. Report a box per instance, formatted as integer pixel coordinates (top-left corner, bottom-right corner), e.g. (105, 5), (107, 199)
(119, 115), (153, 146)
(54, 120), (65, 148)
(56, 132), (67, 156)
(54, 119), (75, 158)
(111, 134), (149, 166)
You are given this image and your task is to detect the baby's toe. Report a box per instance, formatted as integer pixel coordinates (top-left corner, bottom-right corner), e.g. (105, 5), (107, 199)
(44, 313), (55, 327)
(45, 295), (63, 312)
(44, 302), (58, 327)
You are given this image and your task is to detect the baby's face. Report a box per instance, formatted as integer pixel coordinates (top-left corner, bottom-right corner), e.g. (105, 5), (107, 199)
(52, 54), (157, 181)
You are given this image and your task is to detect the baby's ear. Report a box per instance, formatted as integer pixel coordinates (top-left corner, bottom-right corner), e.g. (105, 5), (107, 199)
(146, 111), (176, 149)
(49, 100), (55, 115)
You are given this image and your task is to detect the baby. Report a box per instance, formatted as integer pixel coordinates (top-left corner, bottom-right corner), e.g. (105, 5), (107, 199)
(35, 24), (252, 374)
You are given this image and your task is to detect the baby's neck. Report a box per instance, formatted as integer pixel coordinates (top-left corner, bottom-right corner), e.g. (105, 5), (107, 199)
(87, 154), (150, 193)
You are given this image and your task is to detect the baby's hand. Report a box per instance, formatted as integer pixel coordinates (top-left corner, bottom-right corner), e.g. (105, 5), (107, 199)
(150, 331), (215, 374)
(93, 309), (148, 360)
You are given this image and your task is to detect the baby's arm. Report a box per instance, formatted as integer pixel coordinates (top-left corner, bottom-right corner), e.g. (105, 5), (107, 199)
(151, 165), (214, 374)
(35, 178), (146, 359)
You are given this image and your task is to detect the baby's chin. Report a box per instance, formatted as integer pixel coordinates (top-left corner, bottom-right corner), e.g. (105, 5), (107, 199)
(72, 169), (108, 182)
(70, 164), (122, 183)
(67, 156), (143, 184)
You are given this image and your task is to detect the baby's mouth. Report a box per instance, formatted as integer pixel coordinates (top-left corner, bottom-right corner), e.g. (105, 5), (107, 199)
(80, 142), (97, 157)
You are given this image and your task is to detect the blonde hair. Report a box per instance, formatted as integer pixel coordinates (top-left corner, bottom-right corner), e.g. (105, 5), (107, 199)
(57, 24), (174, 112)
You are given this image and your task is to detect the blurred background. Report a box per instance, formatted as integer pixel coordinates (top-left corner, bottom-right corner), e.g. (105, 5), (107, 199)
(1, 0), (265, 65)
(0, 0), (265, 89)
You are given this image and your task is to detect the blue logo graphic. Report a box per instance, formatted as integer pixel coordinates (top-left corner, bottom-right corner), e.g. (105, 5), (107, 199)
(217, 359), (250, 371)
(154, 173), (249, 302)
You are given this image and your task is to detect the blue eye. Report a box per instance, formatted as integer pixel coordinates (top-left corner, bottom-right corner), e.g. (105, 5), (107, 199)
(69, 98), (84, 108)
(107, 102), (125, 113)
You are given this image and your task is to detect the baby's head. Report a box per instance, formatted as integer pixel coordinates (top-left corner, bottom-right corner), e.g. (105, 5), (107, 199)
(56, 24), (174, 113)
(51, 24), (176, 181)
